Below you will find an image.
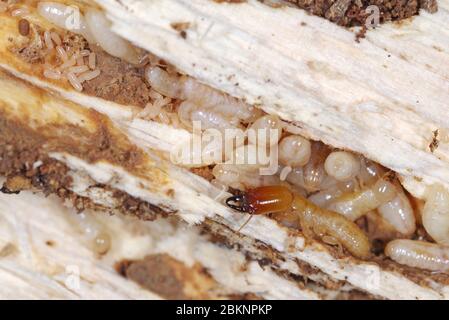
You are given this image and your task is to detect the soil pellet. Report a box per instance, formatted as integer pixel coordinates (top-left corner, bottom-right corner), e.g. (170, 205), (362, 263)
(18, 19), (30, 36)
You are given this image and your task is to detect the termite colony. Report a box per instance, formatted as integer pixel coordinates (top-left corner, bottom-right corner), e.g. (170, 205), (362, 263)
(143, 50), (449, 273)
(146, 63), (449, 273)
(6, 1), (449, 272)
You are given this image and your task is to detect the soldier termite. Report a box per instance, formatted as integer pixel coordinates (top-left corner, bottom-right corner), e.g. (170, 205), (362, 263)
(226, 185), (371, 259)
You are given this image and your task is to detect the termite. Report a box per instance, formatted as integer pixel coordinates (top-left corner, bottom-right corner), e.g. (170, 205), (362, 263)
(226, 185), (293, 231)
(226, 185), (372, 259)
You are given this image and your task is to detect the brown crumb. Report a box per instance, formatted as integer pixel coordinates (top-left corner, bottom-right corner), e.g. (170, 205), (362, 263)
(355, 25), (367, 43)
(429, 129), (439, 153)
(325, 0), (352, 24)
(116, 254), (263, 299)
(190, 166), (215, 181)
(420, 0), (438, 13)
(18, 19), (30, 37)
(117, 254), (211, 299)
(1, 175), (32, 194)
(166, 189), (175, 198)
(45, 240), (55, 247)
(0, 243), (16, 258)
(170, 22), (191, 32)
(170, 22), (191, 39)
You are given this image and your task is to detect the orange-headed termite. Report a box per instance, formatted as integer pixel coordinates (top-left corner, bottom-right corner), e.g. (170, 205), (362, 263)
(226, 186), (293, 231)
(226, 185), (371, 259)
(226, 186), (293, 215)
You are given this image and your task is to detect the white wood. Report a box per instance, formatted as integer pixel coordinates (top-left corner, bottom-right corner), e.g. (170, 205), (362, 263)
(98, 0), (449, 198)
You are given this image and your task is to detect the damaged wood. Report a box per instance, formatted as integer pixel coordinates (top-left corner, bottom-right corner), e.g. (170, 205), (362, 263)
(285, 0), (437, 26)
(100, 0), (449, 200)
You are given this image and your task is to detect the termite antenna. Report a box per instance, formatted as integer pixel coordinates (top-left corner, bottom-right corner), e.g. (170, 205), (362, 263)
(225, 194), (248, 212)
(237, 215), (254, 232)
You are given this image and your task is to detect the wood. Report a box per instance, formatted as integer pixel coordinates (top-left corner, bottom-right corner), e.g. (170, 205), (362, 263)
(99, 0), (449, 198)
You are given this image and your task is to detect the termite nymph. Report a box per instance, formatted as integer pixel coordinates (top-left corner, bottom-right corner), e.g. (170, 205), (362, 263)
(226, 185), (372, 259)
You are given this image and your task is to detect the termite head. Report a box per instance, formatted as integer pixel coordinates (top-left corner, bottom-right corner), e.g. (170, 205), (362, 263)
(225, 186), (293, 215)
(226, 193), (255, 214)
